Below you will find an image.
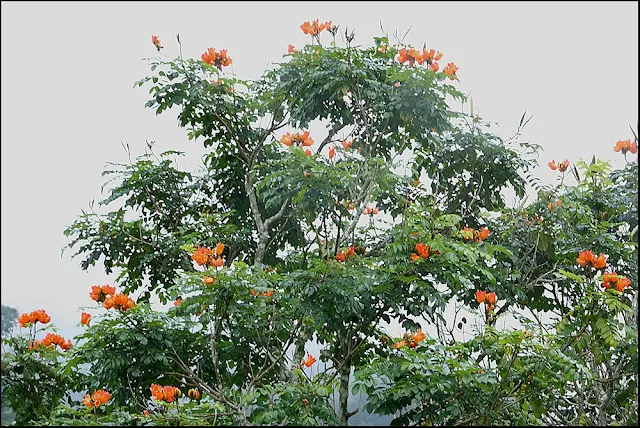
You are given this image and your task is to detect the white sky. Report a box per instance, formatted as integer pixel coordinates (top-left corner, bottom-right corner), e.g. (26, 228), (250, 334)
(1, 1), (638, 341)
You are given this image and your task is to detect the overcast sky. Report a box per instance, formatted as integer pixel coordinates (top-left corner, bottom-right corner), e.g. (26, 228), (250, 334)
(1, 1), (638, 341)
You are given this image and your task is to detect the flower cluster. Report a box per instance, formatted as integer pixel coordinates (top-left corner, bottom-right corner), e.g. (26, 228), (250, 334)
(37, 333), (72, 350)
(576, 250), (607, 270)
(300, 19), (332, 36)
(83, 390), (111, 408)
(363, 206), (379, 216)
(203, 276), (216, 286)
(250, 288), (274, 297)
(191, 243), (225, 267)
(201, 48), (232, 69)
(302, 353), (317, 367)
(151, 384), (181, 403)
(280, 131), (314, 147)
(410, 242), (440, 261)
(613, 139), (638, 155)
(151, 35), (162, 51)
(602, 272), (631, 292)
(443, 62), (459, 79)
(475, 290), (497, 311)
(81, 312), (91, 326)
(18, 309), (51, 328)
(328, 146), (336, 159)
(336, 245), (356, 262)
(547, 199), (563, 211)
(548, 159), (570, 172)
(462, 226), (490, 243)
(288, 44), (296, 54)
(103, 294), (136, 312)
(341, 139), (353, 149)
(393, 329), (426, 349)
(89, 285), (117, 303)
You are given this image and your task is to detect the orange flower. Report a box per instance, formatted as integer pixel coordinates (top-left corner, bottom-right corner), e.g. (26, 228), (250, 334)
(174, 298), (182, 306)
(143, 410), (150, 416)
(373, 207), (379, 214)
(302, 353), (317, 367)
(300, 19), (331, 36)
(150, 384), (179, 403)
(328, 146), (336, 159)
(430, 62), (440, 72)
(412, 330), (426, 344)
(393, 340), (407, 349)
(558, 159), (570, 172)
(410, 253), (421, 261)
(104, 293), (136, 311)
(90, 285), (116, 303)
(602, 272), (618, 289)
(249, 288), (257, 296)
(415, 243), (430, 259)
(433, 51), (443, 61)
(475, 290), (486, 304)
(18, 310), (51, 327)
(80, 312), (91, 327)
(151, 35), (162, 51)
(397, 47), (423, 66)
(443, 62), (459, 79)
(485, 292), (497, 305)
(613, 139), (638, 155)
(288, 44), (296, 54)
(203, 276), (216, 285)
(84, 390), (111, 408)
(264, 290), (274, 297)
(422, 48), (436, 61)
(592, 253), (607, 269)
(336, 251), (346, 262)
(616, 276), (632, 292)
(150, 384), (164, 401)
(576, 250), (595, 267)
(41, 333), (72, 350)
(379, 45), (388, 53)
(281, 131), (314, 147)
(215, 242), (225, 257)
(341, 139), (353, 149)
(192, 246), (212, 266)
(476, 227), (490, 242)
(163, 386), (177, 403)
(347, 245), (356, 257)
(548, 160), (558, 171)
(305, 149), (312, 156)
(201, 47), (232, 69)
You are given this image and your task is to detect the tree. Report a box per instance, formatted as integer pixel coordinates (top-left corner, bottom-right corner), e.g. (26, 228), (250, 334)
(4, 21), (637, 426)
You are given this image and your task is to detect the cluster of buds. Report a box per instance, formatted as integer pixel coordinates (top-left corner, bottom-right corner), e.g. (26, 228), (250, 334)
(475, 290), (497, 311)
(18, 309), (51, 328)
(300, 19), (333, 36)
(151, 35), (162, 51)
(187, 388), (201, 401)
(341, 139), (354, 149)
(613, 139), (637, 155)
(83, 390), (111, 408)
(150, 384), (182, 403)
(602, 272), (632, 292)
(191, 243), (225, 267)
(393, 329), (426, 349)
(548, 159), (570, 172)
(462, 226), (490, 243)
(576, 250), (607, 270)
(363, 206), (379, 216)
(280, 131), (314, 147)
(89, 285), (117, 303)
(410, 242), (440, 262)
(201, 48), (232, 70)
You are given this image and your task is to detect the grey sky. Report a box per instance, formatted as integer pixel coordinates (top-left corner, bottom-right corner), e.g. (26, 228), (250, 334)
(1, 1), (638, 341)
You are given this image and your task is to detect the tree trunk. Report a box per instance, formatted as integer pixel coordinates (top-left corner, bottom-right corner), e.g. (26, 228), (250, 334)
(339, 365), (351, 426)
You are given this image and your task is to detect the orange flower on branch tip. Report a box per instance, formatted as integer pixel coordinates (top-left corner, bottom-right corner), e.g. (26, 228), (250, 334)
(203, 276), (216, 285)
(103, 293), (136, 312)
(302, 353), (317, 367)
(443, 62), (459, 79)
(613, 139), (637, 155)
(288, 44), (296, 54)
(201, 47), (232, 69)
(430, 62), (440, 72)
(576, 250), (607, 269)
(462, 227), (475, 241)
(150, 384), (179, 403)
(192, 246), (212, 265)
(41, 333), (72, 350)
(328, 146), (336, 159)
(548, 160), (558, 171)
(188, 388), (201, 400)
(341, 139), (353, 149)
(143, 410), (150, 416)
(174, 299), (182, 306)
(83, 390), (111, 408)
(393, 340), (407, 349)
(475, 290), (497, 311)
(475, 290), (486, 304)
(151, 35), (162, 51)
(336, 251), (347, 262)
(397, 48), (423, 66)
(305, 149), (312, 156)
(280, 130), (314, 147)
(412, 330), (426, 344)
(300, 19), (332, 36)
(558, 159), (570, 172)
(81, 312), (91, 327)
(602, 272), (632, 292)
(90, 285), (116, 303)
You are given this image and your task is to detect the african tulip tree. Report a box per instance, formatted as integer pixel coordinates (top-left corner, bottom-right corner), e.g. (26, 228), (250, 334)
(3, 22), (634, 427)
